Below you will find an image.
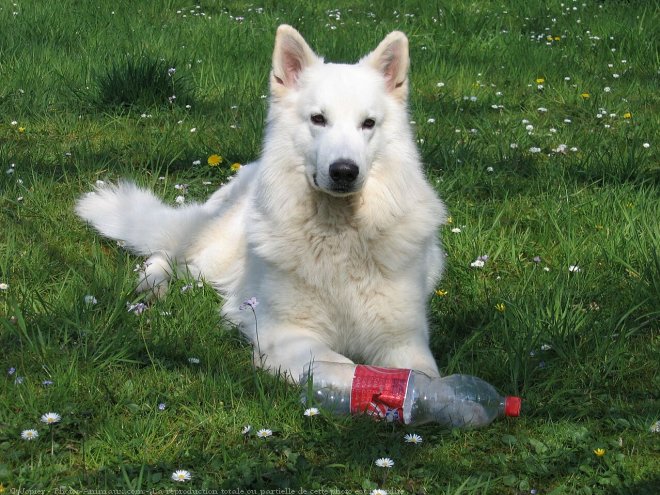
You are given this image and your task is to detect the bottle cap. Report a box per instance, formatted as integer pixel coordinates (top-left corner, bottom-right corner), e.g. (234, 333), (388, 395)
(504, 396), (522, 417)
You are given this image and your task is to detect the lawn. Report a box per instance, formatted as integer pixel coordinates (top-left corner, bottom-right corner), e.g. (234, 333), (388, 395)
(1, 0), (658, 493)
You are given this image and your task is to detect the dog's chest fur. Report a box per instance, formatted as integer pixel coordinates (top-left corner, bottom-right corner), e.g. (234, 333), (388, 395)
(252, 190), (425, 316)
(256, 193), (408, 288)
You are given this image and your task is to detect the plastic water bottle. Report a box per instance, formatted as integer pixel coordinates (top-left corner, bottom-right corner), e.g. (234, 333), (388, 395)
(300, 362), (521, 428)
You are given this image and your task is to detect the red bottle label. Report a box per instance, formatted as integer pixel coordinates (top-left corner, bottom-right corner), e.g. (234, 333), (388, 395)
(350, 365), (412, 422)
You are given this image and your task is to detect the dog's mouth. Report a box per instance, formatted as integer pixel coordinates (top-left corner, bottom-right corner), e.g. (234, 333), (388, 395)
(312, 174), (358, 197)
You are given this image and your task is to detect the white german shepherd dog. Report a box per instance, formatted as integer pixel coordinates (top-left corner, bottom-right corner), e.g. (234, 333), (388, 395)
(76, 26), (447, 382)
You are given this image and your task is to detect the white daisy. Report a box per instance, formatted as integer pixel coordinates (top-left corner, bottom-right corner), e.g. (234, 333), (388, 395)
(40, 412), (61, 424)
(304, 407), (320, 417)
(21, 429), (39, 441)
(0, 282), (9, 290)
(171, 470), (191, 482)
(404, 433), (423, 444)
(470, 259), (485, 268)
(83, 295), (97, 305)
(375, 457), (394, 468)
(241, 425), (252, 435)
(569, 265), (582, 273)
(256, 428), (273, 438)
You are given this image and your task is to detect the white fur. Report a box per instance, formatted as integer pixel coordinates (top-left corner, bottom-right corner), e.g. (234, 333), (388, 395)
(75, 25), (447, 381)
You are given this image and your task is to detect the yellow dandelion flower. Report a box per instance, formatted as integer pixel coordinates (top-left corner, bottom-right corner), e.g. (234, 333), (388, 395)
(593, 448), (606, 457)
(207, 154), (223, 167)
(546, 36), (553, 41)
(623, 112), (632, 119)
(446, 216), (453, 225)
(495, 303), (506, 313)
(554, 36), (561, 41)
(18, 127), (26, 133)
(230, 162), (241, 172)
(435, 289), (448, 297)
(581, 92), (590, 99)
(535, 78), (545, 84)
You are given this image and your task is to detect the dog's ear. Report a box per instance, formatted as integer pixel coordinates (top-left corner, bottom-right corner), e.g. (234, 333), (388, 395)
(271, 25), (319, 95)
(362, 31), (410, 101)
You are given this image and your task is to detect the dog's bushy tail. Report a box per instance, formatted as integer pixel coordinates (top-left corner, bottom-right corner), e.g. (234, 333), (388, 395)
(75, 181), (209, 256)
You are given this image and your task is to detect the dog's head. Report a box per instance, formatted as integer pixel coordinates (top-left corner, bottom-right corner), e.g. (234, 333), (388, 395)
(269, 25), (410, 197)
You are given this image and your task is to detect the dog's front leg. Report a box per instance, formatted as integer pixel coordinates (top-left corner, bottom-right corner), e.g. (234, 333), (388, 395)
(373, 337), (440, 378)
(254, 325), (354, 383)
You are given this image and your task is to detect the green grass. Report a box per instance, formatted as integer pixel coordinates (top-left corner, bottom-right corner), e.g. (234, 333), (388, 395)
(1, 0), (659, 493)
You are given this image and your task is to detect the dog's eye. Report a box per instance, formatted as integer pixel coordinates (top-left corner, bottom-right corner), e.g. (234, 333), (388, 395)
(362, 118), (376, 130)
(311, 114), (326, 126)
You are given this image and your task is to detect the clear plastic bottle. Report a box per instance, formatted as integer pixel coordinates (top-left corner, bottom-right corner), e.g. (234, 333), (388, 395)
(300, 362), (521, 428)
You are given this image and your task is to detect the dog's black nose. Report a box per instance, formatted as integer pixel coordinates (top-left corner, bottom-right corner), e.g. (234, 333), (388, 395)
(329, 160), (359, 184)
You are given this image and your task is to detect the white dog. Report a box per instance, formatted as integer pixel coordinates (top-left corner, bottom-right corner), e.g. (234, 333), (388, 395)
(76, 25), (447, 383)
